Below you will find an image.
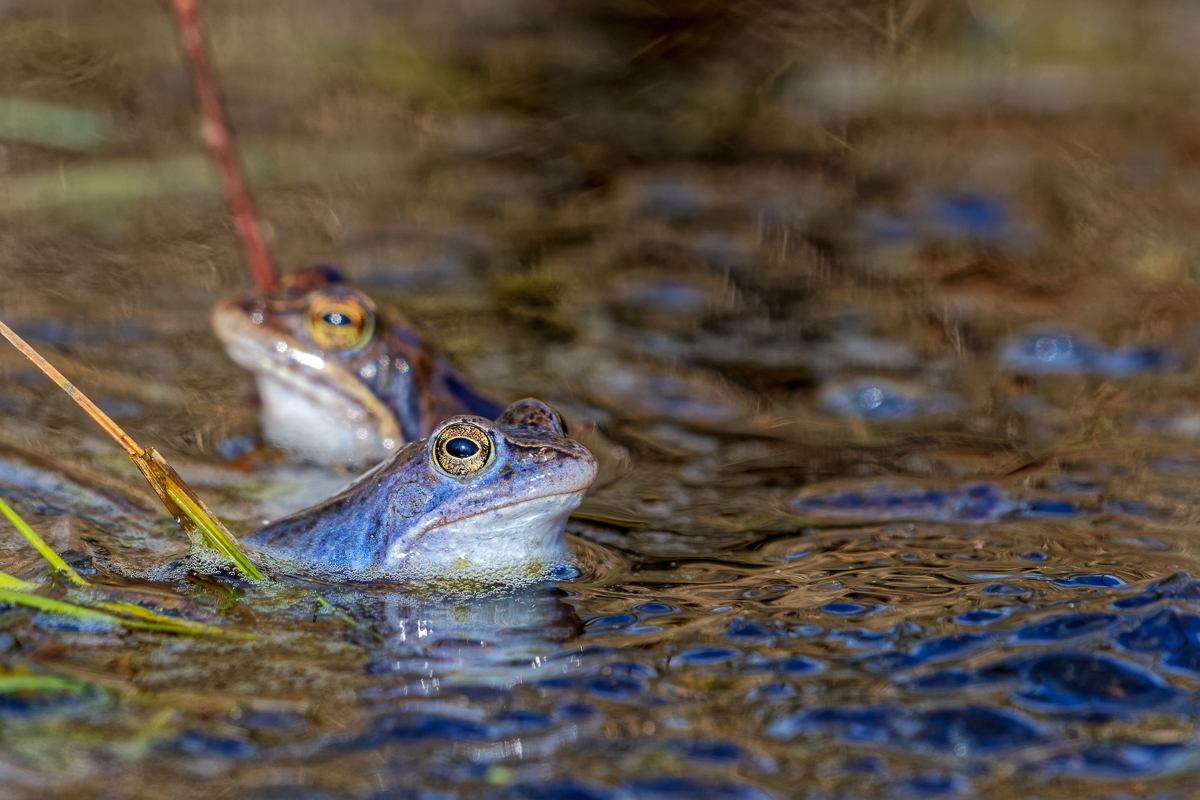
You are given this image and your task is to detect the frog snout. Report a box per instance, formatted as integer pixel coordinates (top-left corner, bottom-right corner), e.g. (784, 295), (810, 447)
(564, 447), (600, 490)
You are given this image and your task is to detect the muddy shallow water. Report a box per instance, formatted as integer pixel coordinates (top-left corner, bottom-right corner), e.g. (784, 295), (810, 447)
(5, 0), (1200, 797)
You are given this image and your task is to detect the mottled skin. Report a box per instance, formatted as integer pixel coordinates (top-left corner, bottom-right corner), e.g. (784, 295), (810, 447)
(213, 265), (503, 466)
(245, 399), (597, 582)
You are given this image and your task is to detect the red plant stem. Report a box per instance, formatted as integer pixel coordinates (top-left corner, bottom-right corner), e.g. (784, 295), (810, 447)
(169, 0), (279, 292)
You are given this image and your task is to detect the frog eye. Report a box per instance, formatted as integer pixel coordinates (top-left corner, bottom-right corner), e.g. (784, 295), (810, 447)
(433, 422), (493, 477)
(304, 293), (376, 351)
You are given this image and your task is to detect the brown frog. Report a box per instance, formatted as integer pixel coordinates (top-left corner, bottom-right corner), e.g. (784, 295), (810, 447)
(213, 265), (503, 466)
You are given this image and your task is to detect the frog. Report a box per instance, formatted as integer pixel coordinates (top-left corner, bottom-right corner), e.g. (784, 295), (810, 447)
(243, 398), (597, 584)
(213, 265), (504, 466)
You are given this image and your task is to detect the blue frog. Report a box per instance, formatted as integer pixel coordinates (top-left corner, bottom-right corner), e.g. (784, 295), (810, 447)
(245, 399), (597, 584)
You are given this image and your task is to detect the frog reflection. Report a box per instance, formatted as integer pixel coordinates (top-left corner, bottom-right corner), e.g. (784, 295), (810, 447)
(213, 265), (503, 466)
(246, 399), (597, 584)
(314, 583), (584, 682)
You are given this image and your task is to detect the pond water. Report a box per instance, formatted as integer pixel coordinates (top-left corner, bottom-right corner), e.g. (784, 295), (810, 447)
(5, 0), (1200, 797)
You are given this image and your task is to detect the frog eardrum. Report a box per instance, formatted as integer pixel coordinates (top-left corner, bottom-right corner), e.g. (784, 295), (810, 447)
(433, 421), (493, 476)
(304, 290), (376, 351)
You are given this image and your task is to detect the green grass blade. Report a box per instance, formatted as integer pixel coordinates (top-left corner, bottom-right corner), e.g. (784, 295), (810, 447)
(0, 568), (240, 637)
(0, 494), (89, 586)
(0, 586), (177, 631)
(136, 450), (266, 582)
(88, 598), (251, 638)
(0, 675), (90, 693)
(0, 587), (240, 636)
(0, 481), (250, 636)
(0, 570), (35, 592)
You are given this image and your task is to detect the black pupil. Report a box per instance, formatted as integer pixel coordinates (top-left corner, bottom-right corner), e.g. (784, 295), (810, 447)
(323, 312), (350, 326)
(445, 437), (479, 458)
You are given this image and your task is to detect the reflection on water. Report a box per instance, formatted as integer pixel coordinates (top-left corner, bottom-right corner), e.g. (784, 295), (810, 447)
(7, 0), (1200, 797)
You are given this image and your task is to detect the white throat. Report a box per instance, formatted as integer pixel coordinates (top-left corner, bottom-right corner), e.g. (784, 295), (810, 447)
(382, 491), (585, 585)
(257, 374), (392, 466)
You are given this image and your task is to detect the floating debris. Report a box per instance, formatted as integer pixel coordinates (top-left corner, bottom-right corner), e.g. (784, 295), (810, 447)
(1001, 328), (1180, 377)
(818, 376), (961, 420)
(792, 482), (1014, 522)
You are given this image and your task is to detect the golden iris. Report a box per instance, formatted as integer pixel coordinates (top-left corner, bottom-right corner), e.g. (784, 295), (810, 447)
(304, 292), (376, 351)
(433, 423), (493, 476)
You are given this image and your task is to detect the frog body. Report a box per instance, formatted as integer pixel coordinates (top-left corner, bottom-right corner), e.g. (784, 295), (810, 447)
(245, 399), (597, 584)
(213, 265), (503, 466)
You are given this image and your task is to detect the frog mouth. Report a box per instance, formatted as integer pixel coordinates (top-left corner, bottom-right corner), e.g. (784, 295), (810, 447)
(384, 490), (590, 576)
(213, 301), (402, 450)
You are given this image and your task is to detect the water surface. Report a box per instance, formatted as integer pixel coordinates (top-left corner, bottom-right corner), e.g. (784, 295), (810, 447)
(4, 1), (1200, 797)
